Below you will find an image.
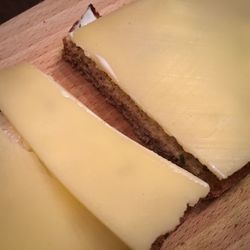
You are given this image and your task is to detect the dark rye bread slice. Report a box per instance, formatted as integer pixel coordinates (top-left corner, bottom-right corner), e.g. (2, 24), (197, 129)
(62, 5), (250, 199)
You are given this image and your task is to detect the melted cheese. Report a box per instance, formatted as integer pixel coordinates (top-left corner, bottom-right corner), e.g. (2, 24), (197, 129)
(0, 64), (209, 250)
(72, 0), (250, 179)
(0, 129), (128, 250)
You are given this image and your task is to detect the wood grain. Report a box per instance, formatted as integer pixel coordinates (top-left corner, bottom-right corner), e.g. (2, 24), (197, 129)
(0, 0), (249, 249)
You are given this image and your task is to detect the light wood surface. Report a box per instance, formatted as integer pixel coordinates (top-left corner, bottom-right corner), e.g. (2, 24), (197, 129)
(0, 1), (249, 249)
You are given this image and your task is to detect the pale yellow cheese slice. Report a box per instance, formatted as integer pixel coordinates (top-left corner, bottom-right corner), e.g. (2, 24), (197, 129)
(72, 0), (250, 179)
(0, 128), (128, 250)
(0, 64), (209, 250)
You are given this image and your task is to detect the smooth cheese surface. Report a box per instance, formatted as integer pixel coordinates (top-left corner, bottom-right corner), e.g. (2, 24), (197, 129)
(0, 129), (128, 250)
(0, 64), (209, 250)
(72, 0), (250, 179)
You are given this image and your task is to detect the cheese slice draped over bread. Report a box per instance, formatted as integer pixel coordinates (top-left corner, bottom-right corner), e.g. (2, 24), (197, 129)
(0, 64), (209, 250)
(72, 0), (250, 179)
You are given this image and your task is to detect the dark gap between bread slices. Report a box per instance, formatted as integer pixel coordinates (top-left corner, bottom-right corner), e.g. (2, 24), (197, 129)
(62, 4), (250, 199)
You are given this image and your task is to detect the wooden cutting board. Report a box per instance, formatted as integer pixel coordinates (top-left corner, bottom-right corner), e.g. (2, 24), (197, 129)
(0, 0), (249, 249)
